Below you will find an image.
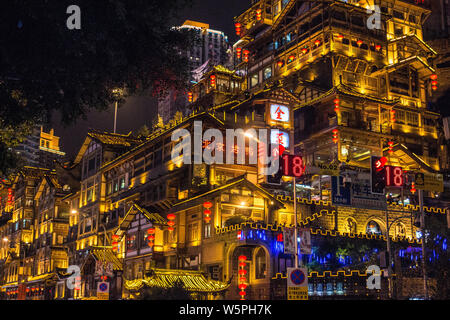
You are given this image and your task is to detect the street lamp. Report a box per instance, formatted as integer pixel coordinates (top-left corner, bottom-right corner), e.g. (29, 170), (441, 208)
(111, 88), (124, 134)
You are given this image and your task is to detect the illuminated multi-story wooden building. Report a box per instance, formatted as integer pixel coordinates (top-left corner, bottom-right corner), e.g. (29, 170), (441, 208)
(0, 0), (447, 301)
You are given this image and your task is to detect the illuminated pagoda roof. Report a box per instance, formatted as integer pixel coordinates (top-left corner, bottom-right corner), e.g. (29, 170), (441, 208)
(173, 175), (284, 211)
(294, 84), (400, 110)
(383, 143), (440, 173)
(91, 247), (123, 271)
(388, 34), (437, 56)
(115, 203), (167, 239)
(224, 81), (301, 112)
(87, 131), (143, 147)
(124, 268), (231, 293)
(371, 56), (436, 78)
(74, 130), (143, 164)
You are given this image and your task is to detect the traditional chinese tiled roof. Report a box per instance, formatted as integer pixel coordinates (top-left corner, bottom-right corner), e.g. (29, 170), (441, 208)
(91, 247), (123, 271)
(124, 268), (230, 293)
(173, 175), (284, 210)
(87, 131), (142, 147)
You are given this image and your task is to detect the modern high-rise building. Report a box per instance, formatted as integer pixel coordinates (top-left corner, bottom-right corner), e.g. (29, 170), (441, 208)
(14, 126), (66, 169)
(179, 20), (231, 71)
(157, 21), (232, 124)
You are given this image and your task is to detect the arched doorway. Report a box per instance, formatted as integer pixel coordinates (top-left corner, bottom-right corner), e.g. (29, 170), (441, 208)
(225, 244), (271, 300)
(366, 219), (384, 235)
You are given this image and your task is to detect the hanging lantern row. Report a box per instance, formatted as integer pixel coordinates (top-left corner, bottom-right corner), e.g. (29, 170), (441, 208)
(410, 182), (416, 194)
(333, 98), (340, 113)
(430, 74), (438, 91)
(235, 22), (241, 36)
(332, 129), (339, 144)
(238, 255), (247, 300)
(243, 49), (250, 62)
(203, 201), (212, 223)
(236, 47), (242, 59)
(256, 9), (262, 21)
(388, 141), (394, 154)
(147, 227), (155, 248)
(112, 234), (119, 253)
(390, 109), (396, 123)
(7, 188), (13, 206)
(187, 92), (193, 103)
(210, 75), (216, 87)
(167, 213), (175, 232)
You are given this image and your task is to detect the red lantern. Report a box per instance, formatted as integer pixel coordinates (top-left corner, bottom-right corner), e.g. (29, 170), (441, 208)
(203, 201), (213, 209)
(288, 54), (296, 62)
(432, 85), (438, 91)
(236, 47), (242, 59)
(301, 48), (308, 54)
(243, 49), (249, 62)
(333, 98), (340, 113)
(167, 213), (176, 232)
(430, 74), (438, 80)
(390, 109), (396, 123)
(337, 34), (344, 40)
(357, 39), (363, 46)
(238, 255), (247, 300)
(332, 129), (338, 144)
(235, 22), (241, 36)
(256, 9), (262, 21)
(277, 60), (284, 67)
(410, 182), (416, 194)
(388, 141), (394, 154)
(314, 39), (321, 46)
(375, 44), (381, 51)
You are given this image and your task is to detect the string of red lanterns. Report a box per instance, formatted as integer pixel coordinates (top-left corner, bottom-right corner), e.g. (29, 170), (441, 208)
(332, 129), (339, 144)
(112, 234), (119, 253)
(238, 255), (247, 300)
(203, 201), (212, 223)
(430, 74), (438, 91)
(388, 141), (394, 154)
(235, 22), (241, 36)
(410, 182), (416, 194)
(187, 92), (193, 103)
(390, 109), (396, 123)
(167, 213), (175, 232)
(147, 227), (155, 248)
(243, 49), (250, 62)
(236, 47), (242, 60)
(333, 98), (340, 113)
(256, 9), (262, 21)
(210, 74), (216, 87)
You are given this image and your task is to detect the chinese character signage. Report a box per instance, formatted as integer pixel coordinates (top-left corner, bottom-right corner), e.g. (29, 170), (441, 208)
(270, 130), (289, 148)
(270, 104), (289, 122)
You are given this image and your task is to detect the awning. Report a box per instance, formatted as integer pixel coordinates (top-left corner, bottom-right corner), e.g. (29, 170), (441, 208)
(124, 268), (230, 293)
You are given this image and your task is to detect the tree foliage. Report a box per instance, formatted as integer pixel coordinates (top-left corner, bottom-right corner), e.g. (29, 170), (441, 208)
(0, 0), (196, 176)
(137, 280), (192, 300)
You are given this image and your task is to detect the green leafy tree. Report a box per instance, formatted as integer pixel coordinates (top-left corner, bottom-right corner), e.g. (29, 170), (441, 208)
(0, 0), (196, 176)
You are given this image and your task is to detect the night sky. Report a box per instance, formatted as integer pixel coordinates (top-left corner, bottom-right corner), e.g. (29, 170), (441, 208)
(52, 0), (249, 159)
